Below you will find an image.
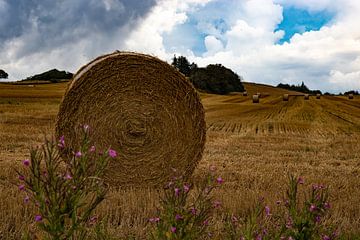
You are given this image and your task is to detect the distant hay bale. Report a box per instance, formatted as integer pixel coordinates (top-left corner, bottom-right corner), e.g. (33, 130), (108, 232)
(252, 94), (259, 103)
(28, 85), (35, 87)
(349, 94), (354, 99)
(256, 92), (261, 98)
(316, 93), (321, 99)
(243, 91), (248, 96)
(304, 94), (309, 100)
(283, 94), (289, 101)
(56, 52), (206, 187)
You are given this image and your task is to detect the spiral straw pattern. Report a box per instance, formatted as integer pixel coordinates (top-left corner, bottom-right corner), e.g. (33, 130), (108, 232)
(56, 52), (206, 186)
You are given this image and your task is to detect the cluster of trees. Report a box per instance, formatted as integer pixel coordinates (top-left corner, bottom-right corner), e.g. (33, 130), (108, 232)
(171, 55), (245, 95)
(26, 69), (73, 83)
(277, 82), (322, 95)
(0, 69), (8, 79)
(344, 90), (359, 95)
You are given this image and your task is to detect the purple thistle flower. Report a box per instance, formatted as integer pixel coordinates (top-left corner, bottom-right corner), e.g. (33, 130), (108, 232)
(315, 215), (321, 223)
(174, 188), (180, 197)
(170, 226), (176, 233)
(309, 204), (317, 212)
(89, 215), (98, 225)
(23, 159), (30, 166)
(231, 215), (238, 223)
(324, 202), (331, 209)
(90, 145), (96, 152)
(183, 184), (190, 193)
(190, 207), (197, 215)
(18, 184), (25, 191)
(203, 219), (209, 226)
(108, 149), (117, 158)
(24, 196), (30, 204)
(322, 235), (331, 240)
(256, 235), (262, 240)
(83, 124), (90, 132)
(58, 135), (65, 149)
(65, 173), (72, 180)
(297, 176), (304, 184)
(286, 217), (293, 229)
(213, 200), (221, 208)
(75, 151), (82, 158)
(35, 215), (42, 222)
(265, 206), (271, 216)
(18, 175), (25, 181)
(175, 214), (183, 221)
(149, 217), (160, 223)
(216, 177), (224, 184)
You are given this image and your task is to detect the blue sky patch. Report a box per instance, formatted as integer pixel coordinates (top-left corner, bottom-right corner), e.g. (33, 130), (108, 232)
(276, 7), (335, 44)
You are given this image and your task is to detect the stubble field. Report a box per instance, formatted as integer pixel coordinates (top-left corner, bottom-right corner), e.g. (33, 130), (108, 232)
(0, 82), (360, 239)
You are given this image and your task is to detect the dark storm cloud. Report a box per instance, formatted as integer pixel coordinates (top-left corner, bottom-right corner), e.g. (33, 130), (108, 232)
(0, 0), (156, 57)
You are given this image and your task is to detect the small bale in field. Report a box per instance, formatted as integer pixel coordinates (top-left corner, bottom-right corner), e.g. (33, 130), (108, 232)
(304, 94), (309, 100)
(256, 92), (261, 98)
(252, 94), (259, 103)
(316, 93), (321, 99)
(243, 91), (248, 96)
(28, 85), (35, 87)
(349, 94), (354, 99)
(283, 94), (289, 101)
(56, 51), (206, 187)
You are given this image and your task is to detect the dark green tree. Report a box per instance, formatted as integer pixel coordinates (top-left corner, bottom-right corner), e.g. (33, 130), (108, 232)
(0, 69), (8, 79)
(171, 55), (192, 76)
(190, 64), (245, 95)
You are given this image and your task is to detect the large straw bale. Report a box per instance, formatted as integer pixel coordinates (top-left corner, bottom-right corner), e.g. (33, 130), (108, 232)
(56, 52), (206, 186)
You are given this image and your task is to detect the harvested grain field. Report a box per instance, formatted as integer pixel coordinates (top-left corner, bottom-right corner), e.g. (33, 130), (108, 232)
(0, 82), (360, 238)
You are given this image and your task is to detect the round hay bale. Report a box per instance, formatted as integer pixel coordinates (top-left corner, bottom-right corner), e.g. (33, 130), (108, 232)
(243, 91), (248, 96)
(316, 93), (321, 99)
(283, 94), (289, 101)
(252, 94), (259, 103)
(349, 94), (354, 99)
(56, 52), (206, 187)
(256, 92), (261, 98)
(304, 94), (309, 100)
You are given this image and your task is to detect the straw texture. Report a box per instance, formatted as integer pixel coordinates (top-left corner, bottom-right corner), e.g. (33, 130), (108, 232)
(56, 52), (206, 186)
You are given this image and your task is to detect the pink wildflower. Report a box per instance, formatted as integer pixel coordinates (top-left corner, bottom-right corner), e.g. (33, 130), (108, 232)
(183, 184), (190, 193)
(108, 149), (117, 158)
(170, 226), (176, 233)
(35, 215), (42, 222)
(65, 173), (72, 180)
(174, 188), (180, 197)
(23, 159), (30, 166)
(309, 204), (317, 212)
(24, 196), (30, 204)
(213, 200), (221, 208)
(297, 176), (304, 184)
(324, 202), (331, 209)
(209, 165), (216, 172)
(190, 207), (197, 215)
(90, 145), (96, 152)
(216, 177), (224, 184)
(322, 235), (331, 240)
(58, 135), (65, 149)
(203, 219), (209, 226)
(175, 214), (183, 221)
(265, 206), (271, 216)
(149, 217), (160, 223)
(75, 151), (82, 158)
(18, 175), (25, 181)
(19, 184), (25, 191)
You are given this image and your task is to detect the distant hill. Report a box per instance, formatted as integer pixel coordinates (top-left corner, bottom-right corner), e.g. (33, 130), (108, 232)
(25, 69), (73, 83)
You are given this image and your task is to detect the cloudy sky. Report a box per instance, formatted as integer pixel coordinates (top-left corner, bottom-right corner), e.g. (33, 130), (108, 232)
(0, 0), (359, 93)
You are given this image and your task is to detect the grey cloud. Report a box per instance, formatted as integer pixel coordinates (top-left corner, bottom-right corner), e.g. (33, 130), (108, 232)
(0, 0), (156, 58)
